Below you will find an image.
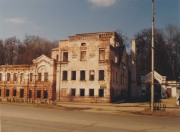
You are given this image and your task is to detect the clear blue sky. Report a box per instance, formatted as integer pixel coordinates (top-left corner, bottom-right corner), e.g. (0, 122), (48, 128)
(0, 0), (179, 41)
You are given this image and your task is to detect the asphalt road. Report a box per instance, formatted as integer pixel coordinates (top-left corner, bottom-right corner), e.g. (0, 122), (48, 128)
(0, 104), (180, 132)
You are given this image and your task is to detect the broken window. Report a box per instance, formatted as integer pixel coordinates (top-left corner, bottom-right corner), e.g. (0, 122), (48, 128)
(30, 73), (33, 82)
(99, 70), (105, 81)
(99, 49), (105, 61)
(37, 90), (41, 98)
(71, 71), (76, 80)
(13, 89), (16, 96)
(89, 89), (94, 97)
(13, 73), (17, 81)
(38, 73), (42, 81)
(6, 89), (9, 97)
(44, 90), (48, 99)
(62, 71), (68, 80)
(71, 88), (76, 96)
(20, 89), (24, 98)
(80, 70), (85, 81)
(63, 52), (68, 62)
(99, 89), (104, 97)
(7, 73), (10, 81)
(0, 73), (2, 81)
(80, 51), (86, 61)
(89, 70), (95, 81)
(29, 90), (32, 98)
(44, 72), (48, 81)
(80, 89), (85, 96)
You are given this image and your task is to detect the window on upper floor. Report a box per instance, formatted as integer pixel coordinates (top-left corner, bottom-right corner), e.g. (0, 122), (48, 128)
(89, 70), (95, 81)
(38, 73), (42, 81)
(13, 73), (17, 81)
(99, 70), (105, 81)
(63, 52), (68, 62)
(56, 55), (59, 61)
(7, 73), (10, 81)
(80, 51), (86, 61)
(80, 70), (85, 81)
(30, 73), (33, 82)
(0, 73), (2, 81)
(62, 71), (68, 80)
(81, 43), (86, 46)
(99, 49), (105, 61)
(44, 72), (48, 81)
(71, 71), (76, 80)
(20, 73), (24, 82)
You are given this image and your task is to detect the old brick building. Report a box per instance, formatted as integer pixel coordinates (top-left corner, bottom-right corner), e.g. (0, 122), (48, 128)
(0, 32), (129, 103)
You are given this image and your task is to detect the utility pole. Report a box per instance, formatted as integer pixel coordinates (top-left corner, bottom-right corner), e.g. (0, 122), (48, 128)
(151, 0), (155, 112)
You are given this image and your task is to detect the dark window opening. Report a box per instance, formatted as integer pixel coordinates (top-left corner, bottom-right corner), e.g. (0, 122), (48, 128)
(80, 51), (86, 61)
(71, 71), (76, 80)
(62, 71), (68, 80)
(0, 73), (2, 81)
(89, 89), (94, 97)
(44, 90), (48, 99)
(37, 90), (41, 98)
(56, 55), (59, 61)
(13, 89), (16, 96)
(20, 89), (24, 98)
(44, 72), (48, 81)
(89, 70), (95, 81)
(63, 52), (68, 62)
(20, 73), (24, 81)
(0, 89), (1, 97)
(80, 89), (85, 96)
(80, 70), (85, 81)
(71, 89), (76, 96)
(99, 70), (104, 80)
(81, 43), (86, 46)
(29, 90), (32, 98)
(38, 73), (41, 81)
(6, 89), (9, 97)
(99, 89), (104, 97)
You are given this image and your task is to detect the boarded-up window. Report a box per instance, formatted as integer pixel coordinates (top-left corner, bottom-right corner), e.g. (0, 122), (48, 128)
(71, 71), (76, 80)
(63, 52), (68, 62)
(80, 70), (85, 81)
(7, 73), (10, 81)
(62, 71), (68, 80)
(44, 72), (48, 81)
(89, 70), (95, 81)
(13, 73), (17, 81)
(38, 73), (41, 81)
(62, 88), (67, 96)
(99, 70), (105, 80)
(80, 51), (86, 61)
(71, 88), (76, 96)
(80, 89), (85, 96)
(99, 49), (105, 61)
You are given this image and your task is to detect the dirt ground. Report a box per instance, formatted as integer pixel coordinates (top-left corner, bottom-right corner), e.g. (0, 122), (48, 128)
(1, 98), (180, 117)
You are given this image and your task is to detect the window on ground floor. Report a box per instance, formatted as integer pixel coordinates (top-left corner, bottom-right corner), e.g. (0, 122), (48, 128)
(37, 90), (41, 98)
(80, 89), (85, 96)
(6, 89), (9, 97)
(89, 89), (94, 97)
(71, 88), (76, 96)
(20, 89), (24, 98)
(99, 89), (104, 97)
(44, 90), (48, 99)
(13, 89), (16, 96)
(29, 90), (32, 98)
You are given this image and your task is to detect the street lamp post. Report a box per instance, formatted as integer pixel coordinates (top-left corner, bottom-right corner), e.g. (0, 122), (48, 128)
(151, 0), (155, 112)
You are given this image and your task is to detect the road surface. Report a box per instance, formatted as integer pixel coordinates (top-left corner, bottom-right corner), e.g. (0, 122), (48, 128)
(0, 104), (180, 132)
